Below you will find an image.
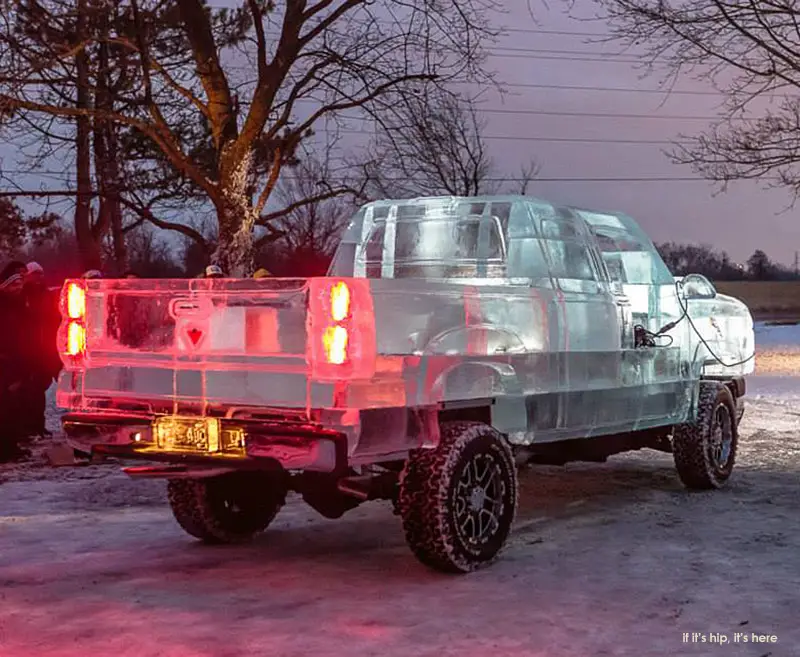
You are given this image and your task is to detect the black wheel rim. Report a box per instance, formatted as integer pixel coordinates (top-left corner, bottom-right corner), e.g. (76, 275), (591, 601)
(453, 452), (508, 550)
(708, 403), (734, 470)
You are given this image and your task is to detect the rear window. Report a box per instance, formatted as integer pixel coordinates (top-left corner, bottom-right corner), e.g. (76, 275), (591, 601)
(392, 217), (503, 261)
(357, 215), (506, 279)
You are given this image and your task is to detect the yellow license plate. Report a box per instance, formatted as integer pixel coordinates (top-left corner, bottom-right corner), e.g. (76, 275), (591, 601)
(152, 416), (221, 453)
(152, 416), (246, 455)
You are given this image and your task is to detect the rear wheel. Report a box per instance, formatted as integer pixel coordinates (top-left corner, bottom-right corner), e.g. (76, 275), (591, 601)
(673, 381), (738, 490)
(167, 471), (287, 544)
(398, 421), (518, 573)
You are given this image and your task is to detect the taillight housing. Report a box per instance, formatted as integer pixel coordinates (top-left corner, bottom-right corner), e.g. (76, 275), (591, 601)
(307, 278), (376, 380)
(58, 280), (87, 368)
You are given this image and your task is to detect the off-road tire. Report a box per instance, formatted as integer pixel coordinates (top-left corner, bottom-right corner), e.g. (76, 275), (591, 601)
(398, 421), (518, 573)
(673, 381), (738, 490)
(167, 471), (287, 544)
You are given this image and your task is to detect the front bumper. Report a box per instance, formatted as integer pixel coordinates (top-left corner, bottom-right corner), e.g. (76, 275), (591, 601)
(62, 412), (349, 474)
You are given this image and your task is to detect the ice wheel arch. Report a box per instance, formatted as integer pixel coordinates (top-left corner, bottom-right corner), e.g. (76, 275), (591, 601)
(672, 381), (738, 490)
(167, 471), (288, 544)
(398, 421), (518, 573)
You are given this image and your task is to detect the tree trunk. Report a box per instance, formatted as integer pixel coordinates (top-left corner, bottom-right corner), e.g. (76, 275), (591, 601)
(213, 203), (256, 277)
(213, 149), (258, 277)
(74, 0), (102, 271)
(93, 10), (126, 273)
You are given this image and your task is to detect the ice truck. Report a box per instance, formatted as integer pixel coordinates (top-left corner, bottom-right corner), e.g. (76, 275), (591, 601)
(57, 195), (755, 573)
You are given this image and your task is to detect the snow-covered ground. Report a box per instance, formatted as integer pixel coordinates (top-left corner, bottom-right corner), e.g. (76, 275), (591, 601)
(1, 335), (799, 656)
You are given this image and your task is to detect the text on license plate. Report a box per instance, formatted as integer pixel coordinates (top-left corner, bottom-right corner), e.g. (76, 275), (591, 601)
(152, 416), (225, 454)
(152, 417), (246, 454)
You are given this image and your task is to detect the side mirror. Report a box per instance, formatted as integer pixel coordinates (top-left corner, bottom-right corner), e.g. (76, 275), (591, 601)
(680, 273), (716, 300)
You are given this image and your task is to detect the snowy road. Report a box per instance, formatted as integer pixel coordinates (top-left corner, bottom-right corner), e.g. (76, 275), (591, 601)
(1, 380), (799, 656)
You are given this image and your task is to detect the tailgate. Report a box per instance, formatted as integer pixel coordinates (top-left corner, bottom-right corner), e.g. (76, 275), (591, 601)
(88, 278), (309, 362)
(58, 277), (315, 410)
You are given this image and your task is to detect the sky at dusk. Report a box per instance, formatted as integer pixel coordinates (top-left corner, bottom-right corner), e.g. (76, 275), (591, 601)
(2, 1), (799, 267)
(485, 3), (800, 267)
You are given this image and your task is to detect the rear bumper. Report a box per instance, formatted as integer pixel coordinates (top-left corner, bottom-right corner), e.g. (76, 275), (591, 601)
(61, 412), (349, 474)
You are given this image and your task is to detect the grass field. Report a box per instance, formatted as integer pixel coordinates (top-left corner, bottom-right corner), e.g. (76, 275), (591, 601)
(715, 281), (800, 320)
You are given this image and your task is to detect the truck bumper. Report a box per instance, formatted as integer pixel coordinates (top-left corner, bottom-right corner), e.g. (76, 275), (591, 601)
(61, 412), (349, 474)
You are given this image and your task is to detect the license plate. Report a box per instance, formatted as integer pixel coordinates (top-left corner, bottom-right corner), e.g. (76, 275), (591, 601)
(153, 417), (221, 453)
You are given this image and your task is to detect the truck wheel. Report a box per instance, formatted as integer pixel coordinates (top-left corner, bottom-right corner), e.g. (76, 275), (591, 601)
(167, 471), (287, 544)
(673, 382), (738, 490)
(398, 421), (518, 573)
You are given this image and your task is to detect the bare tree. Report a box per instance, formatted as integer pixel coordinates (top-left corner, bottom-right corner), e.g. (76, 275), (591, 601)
(362, 88), (539, 198)
(124, 223), (186, 276)
(0, 0), (149, 271)
(0, 0), (502, 275)
(514, 159), (540, 195)
(266, 152), (361, 254)
(587, 1), (800, 200)
(363, 89), (493, 198)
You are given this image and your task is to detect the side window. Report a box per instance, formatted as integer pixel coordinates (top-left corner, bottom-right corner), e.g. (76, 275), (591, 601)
(507, 237), (551, 285)
(541, 217), (579, 239)
(591, 226), (653, 285)
(544, 239), (600, 293)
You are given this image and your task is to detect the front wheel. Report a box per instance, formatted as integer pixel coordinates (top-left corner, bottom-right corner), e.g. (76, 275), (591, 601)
(398, 421), (518, 573)
(167, 471), (287, 544)
(672, 382), (738, 490)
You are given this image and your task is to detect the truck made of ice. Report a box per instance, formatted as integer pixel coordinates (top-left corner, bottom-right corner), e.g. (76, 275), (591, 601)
(57, 195), (754, 573)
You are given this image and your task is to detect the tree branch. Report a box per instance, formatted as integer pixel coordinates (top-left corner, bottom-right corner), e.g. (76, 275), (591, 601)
(118, 196), (209, 248)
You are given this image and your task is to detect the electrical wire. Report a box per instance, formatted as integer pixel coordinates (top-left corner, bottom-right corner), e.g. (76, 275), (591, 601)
(643, 279), (756, 368)
(0, 176), (744, 189)
(676, 283), (756, 369)
(483, 82), (726, 96)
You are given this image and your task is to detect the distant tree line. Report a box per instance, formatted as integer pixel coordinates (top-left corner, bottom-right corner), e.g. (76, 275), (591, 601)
(655, 242), (800, 281)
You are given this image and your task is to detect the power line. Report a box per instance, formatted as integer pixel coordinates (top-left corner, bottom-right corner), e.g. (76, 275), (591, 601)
(202, 5), (611, 39)
(490, 52), (641, 63)
(0, 176), (736, 184)
(460, 108), (729, 120)
(501, 28), (609, 37)
(284, 98), (732, 121)
(492, 45), (638, 57)
(487, 81), (726, 96)
(0, 135), (693, 168)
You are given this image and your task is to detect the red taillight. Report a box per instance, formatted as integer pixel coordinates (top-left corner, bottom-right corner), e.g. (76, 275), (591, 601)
(59, 280), (87, 367)
(323, 325), (348, 365)
(307, 278), (376, 380)
(66, 283), (86, 319)
(330, 281), (350, 322)
(66, 322), (86, 356)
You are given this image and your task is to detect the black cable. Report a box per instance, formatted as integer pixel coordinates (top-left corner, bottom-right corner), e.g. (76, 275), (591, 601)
(633, 279), (754, 368)
(674, 280), (755, 368)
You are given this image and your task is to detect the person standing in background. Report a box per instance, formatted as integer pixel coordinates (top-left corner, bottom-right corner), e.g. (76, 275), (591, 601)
(204, 264), (225, 279)
(0, 261), (30, 461)
(20, 262), (62, 438)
